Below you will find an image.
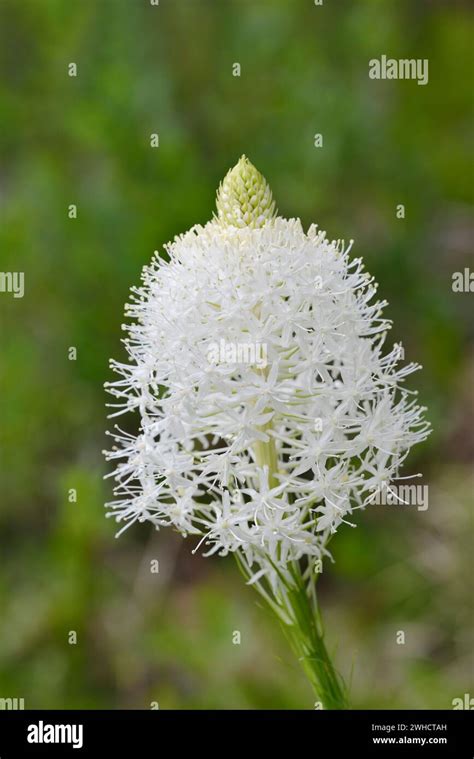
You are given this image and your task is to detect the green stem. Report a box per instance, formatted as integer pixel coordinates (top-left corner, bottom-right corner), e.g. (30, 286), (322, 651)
(236, 555), (349, 709)
(280, 573), (349, 709)
(248, 366), (348, 708)
(254, 426), (279, 489)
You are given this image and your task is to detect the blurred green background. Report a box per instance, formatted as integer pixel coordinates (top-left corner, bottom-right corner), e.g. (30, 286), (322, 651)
(0, 0), (472, 709)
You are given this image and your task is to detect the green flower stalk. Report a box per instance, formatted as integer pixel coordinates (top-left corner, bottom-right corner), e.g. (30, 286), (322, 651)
(105, 156), (430, 708)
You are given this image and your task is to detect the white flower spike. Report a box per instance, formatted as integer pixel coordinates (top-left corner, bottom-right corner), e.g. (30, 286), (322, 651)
(105, 156), (430, 708)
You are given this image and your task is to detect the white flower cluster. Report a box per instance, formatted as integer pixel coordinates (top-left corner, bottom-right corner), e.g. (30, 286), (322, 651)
(105, 157), (430, 576)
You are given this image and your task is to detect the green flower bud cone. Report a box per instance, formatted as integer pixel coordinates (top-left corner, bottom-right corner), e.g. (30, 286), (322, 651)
(215, 155), (277, 229)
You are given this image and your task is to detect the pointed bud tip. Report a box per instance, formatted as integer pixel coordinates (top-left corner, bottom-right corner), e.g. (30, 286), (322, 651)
(215, 155), (277, 229)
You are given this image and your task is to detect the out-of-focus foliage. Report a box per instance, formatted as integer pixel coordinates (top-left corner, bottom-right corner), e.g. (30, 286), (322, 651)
(0, 0), (472, 708)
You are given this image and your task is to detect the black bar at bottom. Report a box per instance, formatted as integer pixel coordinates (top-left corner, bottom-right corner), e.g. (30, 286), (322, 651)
(0, 709), (471, 757)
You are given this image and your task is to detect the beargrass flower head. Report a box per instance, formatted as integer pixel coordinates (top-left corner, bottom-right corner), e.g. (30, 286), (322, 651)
(104, 156), (430, 590)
